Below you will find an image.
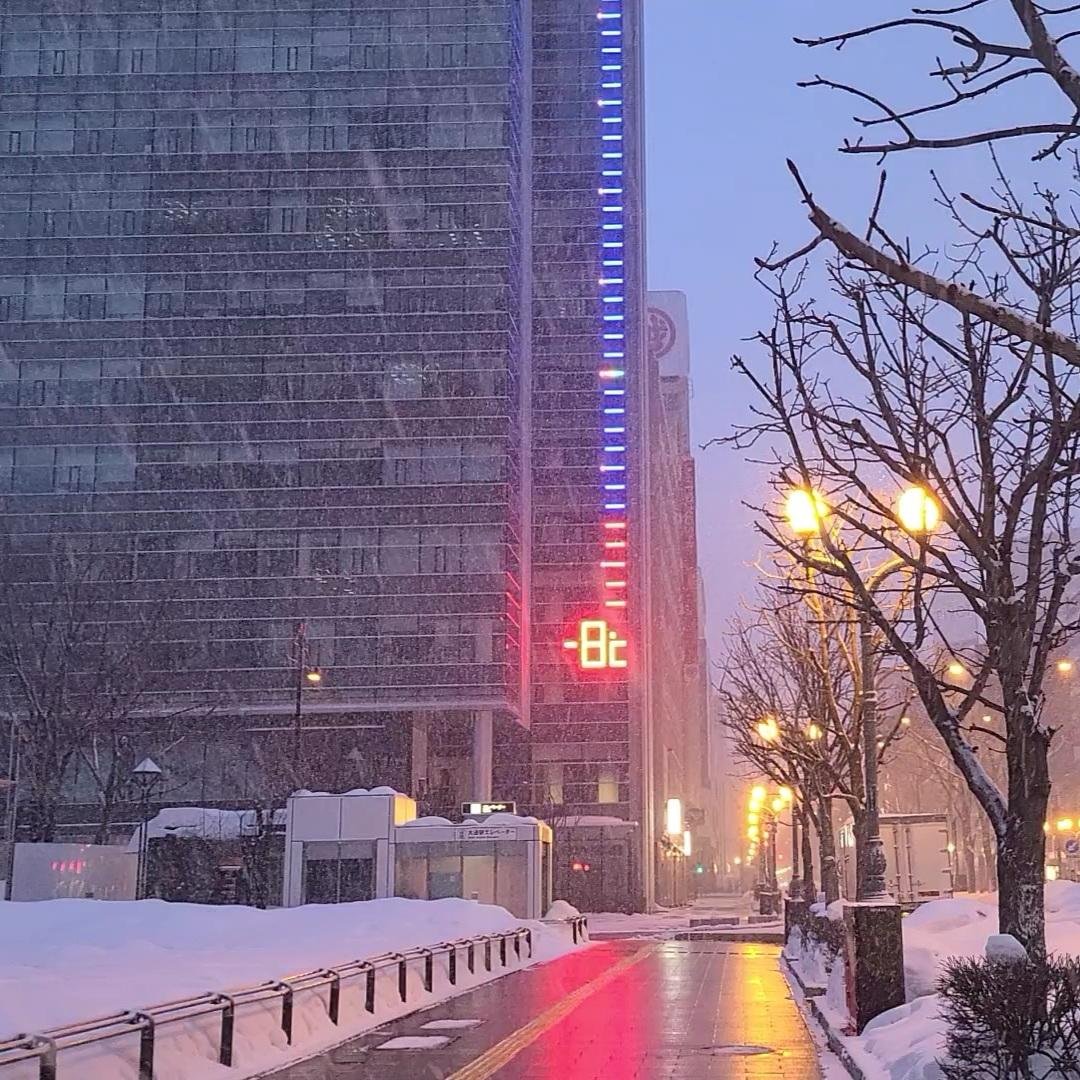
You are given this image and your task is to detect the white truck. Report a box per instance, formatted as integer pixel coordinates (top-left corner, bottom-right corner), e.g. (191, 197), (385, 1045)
(841, 813), (953, 908)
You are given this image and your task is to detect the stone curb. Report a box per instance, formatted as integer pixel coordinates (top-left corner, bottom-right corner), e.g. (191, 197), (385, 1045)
(674, 929), (785, 943)
(782, 955), (870, 1080)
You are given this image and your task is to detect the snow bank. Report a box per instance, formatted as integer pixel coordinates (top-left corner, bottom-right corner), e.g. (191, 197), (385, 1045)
(902, 895), (996, 998)
(860, 996), (948, 1080)
(0, 896), (582, 1080)
(820, 882), (1080, 1080)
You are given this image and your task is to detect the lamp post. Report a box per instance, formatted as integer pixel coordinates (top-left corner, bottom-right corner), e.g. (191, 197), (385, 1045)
(785, 484), (939, 902)
(749, 783), (790, 914)
(291, 621), (324, 772)
(777, 785), (799, 900)
(751, 719), (801, 897)
(132, 757), (163, 900)
(2, 716), (17, 901)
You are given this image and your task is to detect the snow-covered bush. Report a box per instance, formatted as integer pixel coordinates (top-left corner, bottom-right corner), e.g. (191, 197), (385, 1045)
(789, 906), (846, 992)
(938, 954), (1080, 1078)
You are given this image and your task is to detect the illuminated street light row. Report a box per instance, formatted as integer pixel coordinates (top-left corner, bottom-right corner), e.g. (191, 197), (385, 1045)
(783, 484), (939, 904)
(754, 714), (829, 743)
(785, 484), (940, 539)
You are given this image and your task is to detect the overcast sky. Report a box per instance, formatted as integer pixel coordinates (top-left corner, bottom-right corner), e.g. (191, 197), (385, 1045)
(644, 0), (1062, 651)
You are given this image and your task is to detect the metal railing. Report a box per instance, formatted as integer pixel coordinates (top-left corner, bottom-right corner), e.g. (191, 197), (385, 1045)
(0, 927), (537, 1080)
(567, 914), (588, 944)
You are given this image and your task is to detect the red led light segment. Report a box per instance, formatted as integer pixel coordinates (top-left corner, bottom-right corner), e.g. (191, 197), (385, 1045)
(563, 618), (628, 670)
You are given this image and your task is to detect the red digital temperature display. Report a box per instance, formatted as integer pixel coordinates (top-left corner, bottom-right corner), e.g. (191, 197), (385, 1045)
(563, 619), (628, 670)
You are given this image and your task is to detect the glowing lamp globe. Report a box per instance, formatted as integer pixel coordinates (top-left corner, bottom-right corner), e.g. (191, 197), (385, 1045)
(785, 489), (828, 537)
(897, 486), (940, 535)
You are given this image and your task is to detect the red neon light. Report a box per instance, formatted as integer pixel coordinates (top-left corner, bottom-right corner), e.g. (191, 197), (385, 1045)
(563, 619), (628, 670)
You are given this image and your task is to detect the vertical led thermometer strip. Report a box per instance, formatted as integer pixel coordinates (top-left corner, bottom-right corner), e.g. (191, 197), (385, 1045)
(597, 0), (626, 618)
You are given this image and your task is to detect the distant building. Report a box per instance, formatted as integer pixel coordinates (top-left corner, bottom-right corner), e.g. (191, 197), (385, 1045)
(0, 0), (663, 906)
(642, 289), (715, 904)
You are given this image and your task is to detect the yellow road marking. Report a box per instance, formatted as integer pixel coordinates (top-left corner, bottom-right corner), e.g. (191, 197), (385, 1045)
(447, 944), (656, 1080)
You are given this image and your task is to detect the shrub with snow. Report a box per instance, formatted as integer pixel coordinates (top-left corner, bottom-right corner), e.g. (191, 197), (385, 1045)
(938, 954), (1080, 1079)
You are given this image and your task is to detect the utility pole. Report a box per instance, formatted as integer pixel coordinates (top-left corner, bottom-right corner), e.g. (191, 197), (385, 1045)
(2, 717), (17, 901)
(291, 621), (322, 773)
(292, 621), (307, 766)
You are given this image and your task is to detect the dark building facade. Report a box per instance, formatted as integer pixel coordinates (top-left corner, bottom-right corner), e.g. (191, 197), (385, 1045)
(0, 0), (657, 906)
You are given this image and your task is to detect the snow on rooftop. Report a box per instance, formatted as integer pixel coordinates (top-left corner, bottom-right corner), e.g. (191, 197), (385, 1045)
(465, 812), (539, 826)
(290, 786), (406, 798)
(397, 813), (542, 830)
(125, 807), (286, 851)
(560, 815), (634, 828)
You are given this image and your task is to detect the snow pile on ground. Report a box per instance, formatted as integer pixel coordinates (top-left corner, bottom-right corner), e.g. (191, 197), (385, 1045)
(545, 899), (581, 919)
(901, 894), (997, 998)
(588, 894), (762, 938)
(0, 896), (583, 1080)
(859, 996), (949, 1080)
(805, 882), (1080, 1080)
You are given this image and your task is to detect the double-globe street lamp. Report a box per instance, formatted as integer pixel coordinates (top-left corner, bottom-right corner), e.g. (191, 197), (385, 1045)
(748, 782), (793, 914)
(754, 716), (821, 902)
(784, 484), (940, 901)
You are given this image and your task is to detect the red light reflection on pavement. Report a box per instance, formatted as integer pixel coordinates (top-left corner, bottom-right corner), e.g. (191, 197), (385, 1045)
(505, 943), (652, 1077)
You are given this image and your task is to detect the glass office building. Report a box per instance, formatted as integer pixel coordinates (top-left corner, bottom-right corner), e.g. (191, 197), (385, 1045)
(0, 0), (653, 903)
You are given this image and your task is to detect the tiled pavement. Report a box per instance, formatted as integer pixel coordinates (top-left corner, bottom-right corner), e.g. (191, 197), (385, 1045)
(264, 939), (822, 1079)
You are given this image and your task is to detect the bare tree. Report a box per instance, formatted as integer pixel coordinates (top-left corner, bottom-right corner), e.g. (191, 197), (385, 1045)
(729, 165), (1080, 953)
(795, 1), (1080, 162)
(719, 589), (910, 904)
(717, 0), (1080, 957)
(0, 549), (180, 842)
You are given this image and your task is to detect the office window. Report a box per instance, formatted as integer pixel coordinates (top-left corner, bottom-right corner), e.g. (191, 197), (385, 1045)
(95, 446), (135, 487)
(341, 529), (378, 575)
(544, 764), (564, 805)
(379, 528), (419, 574)
(598, 770), (620, 805)
(384, 358), (422, 400)
(299, 531), (340, 577)
(12, 447), (53, 493)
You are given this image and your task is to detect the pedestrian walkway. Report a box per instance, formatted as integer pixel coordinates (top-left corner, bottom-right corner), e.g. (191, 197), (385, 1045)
(267, 939), (821, 1079)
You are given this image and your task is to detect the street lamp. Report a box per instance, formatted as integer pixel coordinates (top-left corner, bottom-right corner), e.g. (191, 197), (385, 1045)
(785, 483), (940, 902)
(291, 621), (325, 773)
(2, 716), (17, 902)
(896, 485), (941, 534)
(756, 716), (780, 743)
(785, 489), (829, 537)
(132, 757), (163, 900)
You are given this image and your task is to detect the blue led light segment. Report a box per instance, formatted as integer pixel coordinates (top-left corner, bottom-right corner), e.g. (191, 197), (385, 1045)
(595, 3), (630, 622)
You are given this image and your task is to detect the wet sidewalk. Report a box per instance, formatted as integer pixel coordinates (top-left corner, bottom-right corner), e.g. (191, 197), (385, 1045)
(265, 939), (821, 1079)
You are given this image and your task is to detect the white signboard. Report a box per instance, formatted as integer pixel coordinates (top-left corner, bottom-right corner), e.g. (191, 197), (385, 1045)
(453, 827), (516, 841)
(647, 290), (690, 378)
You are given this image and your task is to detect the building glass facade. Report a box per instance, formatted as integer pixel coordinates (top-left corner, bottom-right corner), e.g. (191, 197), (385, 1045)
(0, 0), (654, 901)
(0, 1), (526, 753)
